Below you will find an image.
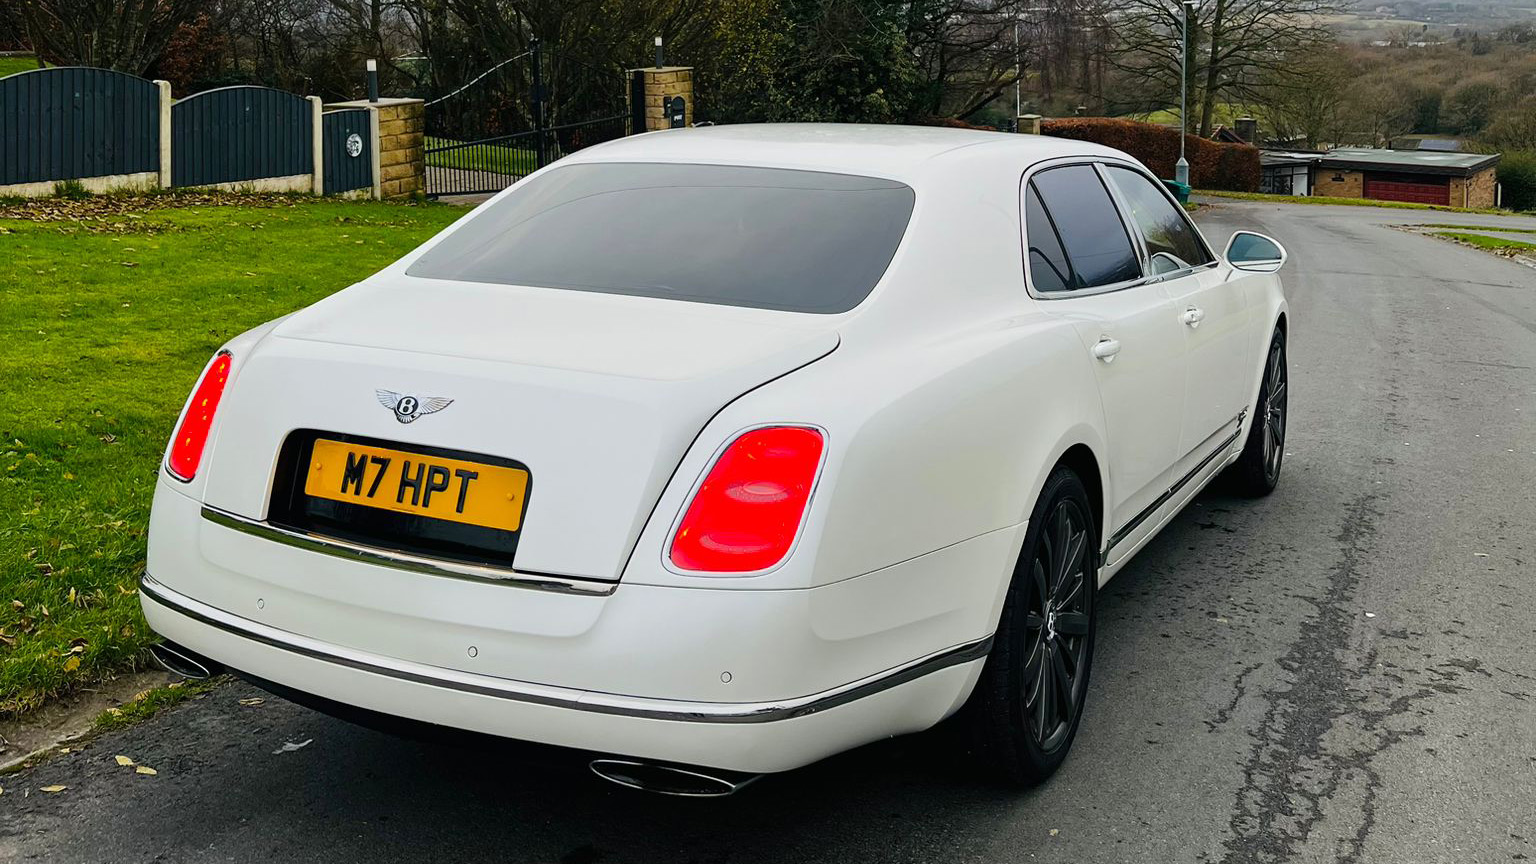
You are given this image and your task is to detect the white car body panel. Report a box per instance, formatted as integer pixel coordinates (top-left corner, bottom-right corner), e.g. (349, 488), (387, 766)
(144, 124), (1287, 775)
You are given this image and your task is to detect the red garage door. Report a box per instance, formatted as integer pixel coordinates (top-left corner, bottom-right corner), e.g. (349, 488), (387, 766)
(1363, 174), (1450, 206)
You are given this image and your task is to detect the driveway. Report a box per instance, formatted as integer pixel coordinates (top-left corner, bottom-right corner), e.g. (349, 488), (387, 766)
(4, 199), (1534, 864)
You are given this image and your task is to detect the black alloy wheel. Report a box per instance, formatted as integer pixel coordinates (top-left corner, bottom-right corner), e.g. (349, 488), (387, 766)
(1228, 325), (1288, 496)
(1021, 495), (1093, 751)
(967, 466), (1098, 786)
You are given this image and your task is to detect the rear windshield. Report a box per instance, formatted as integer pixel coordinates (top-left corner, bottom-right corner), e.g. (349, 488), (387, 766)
(406, 162), (916, 314)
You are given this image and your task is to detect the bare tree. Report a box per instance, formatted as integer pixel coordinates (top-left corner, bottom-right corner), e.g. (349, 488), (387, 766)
(1107, 0), (1339, 137)
(13, 0), (217, 74)
(1255, 44), (1350, 147)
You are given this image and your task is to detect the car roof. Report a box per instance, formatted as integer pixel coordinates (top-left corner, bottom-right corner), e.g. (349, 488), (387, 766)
(565, 123), (1127, 183)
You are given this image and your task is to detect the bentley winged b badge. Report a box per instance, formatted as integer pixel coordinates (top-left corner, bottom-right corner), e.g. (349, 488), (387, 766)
(376, 390), (453, 424)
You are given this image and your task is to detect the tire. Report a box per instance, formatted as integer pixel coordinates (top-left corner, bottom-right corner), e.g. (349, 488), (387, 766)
(1226, 325), (1288, 497)
(966, 466), (1098, 786)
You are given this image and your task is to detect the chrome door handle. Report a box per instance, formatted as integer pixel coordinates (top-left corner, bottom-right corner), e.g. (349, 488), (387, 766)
(1181, 306), (1205, 328)
(1092, 337), (1121, 363)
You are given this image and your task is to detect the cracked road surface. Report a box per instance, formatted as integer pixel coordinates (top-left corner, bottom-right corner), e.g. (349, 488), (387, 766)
(4, 199), (1534, 864)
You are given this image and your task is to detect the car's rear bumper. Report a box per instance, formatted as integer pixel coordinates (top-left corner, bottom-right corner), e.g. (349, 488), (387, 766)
(141, 574), (987, 773)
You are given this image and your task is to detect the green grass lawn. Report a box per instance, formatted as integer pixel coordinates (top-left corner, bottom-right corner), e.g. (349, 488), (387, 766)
(1197, 189), (1511, 216)
(425, 136), (538, 177)
(1126, 103), (1249, 129)
(0, 192), (466, 716)
(1431, 231), (1536, 254)
(0, 55), (43, 78)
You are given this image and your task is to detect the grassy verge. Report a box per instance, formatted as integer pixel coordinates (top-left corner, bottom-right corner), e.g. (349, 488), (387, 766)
(0, 191), (466, 716)
(1413, 223), (1536, 234)
(1430, 231), (1536, 254)
(425, 136), (538, 177)
(1196, 189), (1509, 215)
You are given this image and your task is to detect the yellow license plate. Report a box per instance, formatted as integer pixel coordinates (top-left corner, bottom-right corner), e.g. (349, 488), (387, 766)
(303, 439), (528, 532)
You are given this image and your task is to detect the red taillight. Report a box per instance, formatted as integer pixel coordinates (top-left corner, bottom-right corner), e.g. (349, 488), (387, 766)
(166, 351), (232, 481)
(669, 426), (825, 573)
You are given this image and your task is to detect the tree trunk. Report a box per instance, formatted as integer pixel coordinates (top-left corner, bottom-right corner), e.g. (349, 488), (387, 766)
(1198, 0), (1226, 138)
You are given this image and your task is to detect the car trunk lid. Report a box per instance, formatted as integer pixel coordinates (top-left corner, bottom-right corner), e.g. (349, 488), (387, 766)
(198, 277), (839, 581)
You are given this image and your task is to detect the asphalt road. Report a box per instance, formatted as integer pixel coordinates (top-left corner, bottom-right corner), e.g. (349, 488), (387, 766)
(5, 200), (1535, 864)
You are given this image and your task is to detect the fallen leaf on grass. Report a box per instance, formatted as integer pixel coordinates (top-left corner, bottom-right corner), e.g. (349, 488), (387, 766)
(62, 655), (81, 672)
(135, 766), (157, 776)
(115, 755), (135, 766)
(40, 785), (66, 793)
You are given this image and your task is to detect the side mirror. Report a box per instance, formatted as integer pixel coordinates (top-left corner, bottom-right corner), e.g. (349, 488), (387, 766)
(1224, 231), (1286, 273)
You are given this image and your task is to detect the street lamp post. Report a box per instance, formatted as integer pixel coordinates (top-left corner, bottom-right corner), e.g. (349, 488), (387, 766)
(1176, 0), (1199, 186)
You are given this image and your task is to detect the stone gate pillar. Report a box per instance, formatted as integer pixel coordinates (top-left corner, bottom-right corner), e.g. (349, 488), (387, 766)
(328, 96), (424, 198)
(628, 66), (694, 132)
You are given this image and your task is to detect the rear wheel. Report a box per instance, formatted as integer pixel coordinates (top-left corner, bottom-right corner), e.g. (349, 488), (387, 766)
(1226, 326), (1287, 497)
(967, 466), (1098, 786)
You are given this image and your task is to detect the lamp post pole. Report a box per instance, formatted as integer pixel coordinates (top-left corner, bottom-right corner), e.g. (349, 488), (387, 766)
(1176, 0), (1197, 186)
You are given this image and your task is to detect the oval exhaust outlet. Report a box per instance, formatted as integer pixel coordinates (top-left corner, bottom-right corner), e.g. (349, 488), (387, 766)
(589, 759), (759, 797)
(149, 642), (220, 680)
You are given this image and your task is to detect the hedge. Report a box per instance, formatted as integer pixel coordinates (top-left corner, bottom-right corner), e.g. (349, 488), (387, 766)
(1042, 117), (1260, 192)
(1495, 151), (1536, 212)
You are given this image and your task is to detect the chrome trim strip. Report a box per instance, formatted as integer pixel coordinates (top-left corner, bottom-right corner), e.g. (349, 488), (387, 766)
(1107, 412), (1245, 553)
(140, 574), (993, 724)
(199, 505), (617, 597)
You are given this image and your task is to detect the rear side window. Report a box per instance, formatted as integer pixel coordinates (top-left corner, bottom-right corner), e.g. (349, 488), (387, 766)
(406, 162), (915, 314)
(1025, 165), (1141, 291)
(1024, 185), (1073, 292)
(1104, 165), (1213, 274)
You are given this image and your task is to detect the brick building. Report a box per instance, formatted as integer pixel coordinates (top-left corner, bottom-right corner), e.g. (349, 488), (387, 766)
(1310, 149), (1500, 208)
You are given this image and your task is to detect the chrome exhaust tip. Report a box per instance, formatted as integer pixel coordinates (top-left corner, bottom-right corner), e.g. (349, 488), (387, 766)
(588, 759), (760, 798)
(148, 642), (221, 680)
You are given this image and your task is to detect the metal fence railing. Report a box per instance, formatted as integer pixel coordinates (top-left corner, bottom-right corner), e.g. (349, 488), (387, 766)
(425, 112), (628, 198)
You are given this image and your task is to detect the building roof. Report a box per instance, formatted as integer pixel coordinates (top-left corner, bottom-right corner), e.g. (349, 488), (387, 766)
(1317, 148), (1499, 176)
(1260, 150), (1325, 167)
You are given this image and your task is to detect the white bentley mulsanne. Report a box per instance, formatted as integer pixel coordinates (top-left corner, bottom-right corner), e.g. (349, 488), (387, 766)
(143, 124), (1288, 796)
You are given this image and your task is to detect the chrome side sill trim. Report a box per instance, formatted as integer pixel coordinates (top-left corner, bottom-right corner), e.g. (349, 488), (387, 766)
(140, 574), (992, 724)
(199, 505), (617, 597)
(1107, 412), (1245, 553)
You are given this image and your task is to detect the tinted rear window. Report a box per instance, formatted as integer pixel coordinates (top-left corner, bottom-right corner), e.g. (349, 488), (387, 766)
(1028, 165), (1141, 290)
(407, 163), (916, 314)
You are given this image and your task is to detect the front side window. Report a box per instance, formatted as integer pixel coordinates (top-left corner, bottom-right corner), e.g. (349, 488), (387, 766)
(406, 162), (916, 314)
(1104, 165), (1213, 275)
(1025, 165), (1141, 291)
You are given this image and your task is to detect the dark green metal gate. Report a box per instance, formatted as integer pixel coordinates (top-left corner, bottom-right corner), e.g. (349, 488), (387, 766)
(322, 109), (373, 195)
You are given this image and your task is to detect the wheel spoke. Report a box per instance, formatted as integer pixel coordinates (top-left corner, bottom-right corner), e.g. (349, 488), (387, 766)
(1051, 644), (1075, 718)
(1031, 560), (1049, 613)
(1023, 635), (1046, 707)
(1059, 528), (1085, 598)
(1035, 645), (1056, 739)
(1055, 611), (1090, 636)
(1270, 380), (1287, 406)
(1050, 508), (1071, 590)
